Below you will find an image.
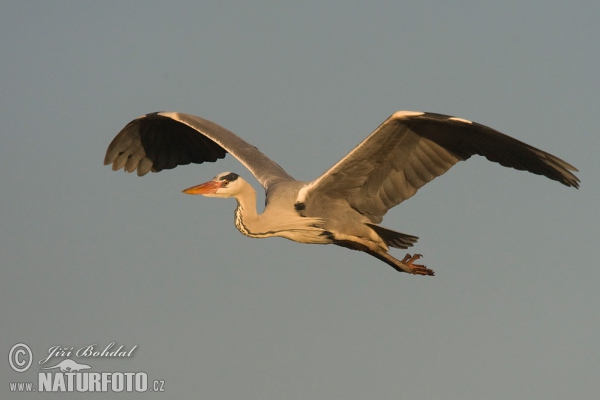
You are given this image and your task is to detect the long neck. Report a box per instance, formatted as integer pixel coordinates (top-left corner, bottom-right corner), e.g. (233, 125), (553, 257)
(232, 180), (325, 240)
(233, 183), (266, 238)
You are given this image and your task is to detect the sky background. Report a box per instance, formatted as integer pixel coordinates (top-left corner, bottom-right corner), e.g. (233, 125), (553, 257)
(1, 1), (598, 399)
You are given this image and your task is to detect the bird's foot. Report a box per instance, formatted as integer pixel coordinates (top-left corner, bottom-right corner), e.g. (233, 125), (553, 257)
(401, 253), (435, 276)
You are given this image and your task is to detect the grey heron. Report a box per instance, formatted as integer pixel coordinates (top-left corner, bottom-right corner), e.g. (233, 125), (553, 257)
(104, 110), (579, 276)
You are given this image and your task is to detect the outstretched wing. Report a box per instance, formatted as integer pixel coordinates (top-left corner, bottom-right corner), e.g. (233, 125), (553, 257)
(104, 112), (293, 189)
(303, 111), (579, 223)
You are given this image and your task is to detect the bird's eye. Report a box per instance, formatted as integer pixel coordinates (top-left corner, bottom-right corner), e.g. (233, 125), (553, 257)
(222, 180), (229, 186)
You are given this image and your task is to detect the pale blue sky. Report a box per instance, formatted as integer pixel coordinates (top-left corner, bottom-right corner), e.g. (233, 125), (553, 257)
(1, 1), (598, 399)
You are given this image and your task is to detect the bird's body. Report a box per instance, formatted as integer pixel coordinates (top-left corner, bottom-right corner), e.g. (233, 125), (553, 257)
(105, 110), (579, 276)
(227, 176), (328, 244)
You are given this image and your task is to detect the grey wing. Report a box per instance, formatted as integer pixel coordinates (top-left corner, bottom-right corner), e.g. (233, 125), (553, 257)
(303, 111), (579, 223)
(104, 112), (293, 189)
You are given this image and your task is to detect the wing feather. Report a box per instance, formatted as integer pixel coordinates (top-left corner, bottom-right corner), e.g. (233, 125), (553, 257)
(104, 112), (293, 189)
(303, 111), (579, 223)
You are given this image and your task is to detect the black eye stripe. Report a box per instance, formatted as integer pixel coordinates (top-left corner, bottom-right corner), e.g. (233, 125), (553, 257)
(220, 172), (239, 182)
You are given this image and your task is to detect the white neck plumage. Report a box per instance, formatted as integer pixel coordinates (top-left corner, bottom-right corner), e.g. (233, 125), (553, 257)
(232, 183), (265, 238)
(231, 179), (325, 242)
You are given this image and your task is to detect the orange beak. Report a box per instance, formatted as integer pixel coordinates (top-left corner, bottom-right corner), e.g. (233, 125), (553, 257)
(182, 180), (223, 195)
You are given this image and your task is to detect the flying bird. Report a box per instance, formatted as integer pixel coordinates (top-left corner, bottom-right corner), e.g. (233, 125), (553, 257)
(104, 111), (579, 276)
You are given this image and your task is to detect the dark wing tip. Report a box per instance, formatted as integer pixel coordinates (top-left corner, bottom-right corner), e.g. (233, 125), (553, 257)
(394, 111), (581, 189)
(104, 112), (227, 176)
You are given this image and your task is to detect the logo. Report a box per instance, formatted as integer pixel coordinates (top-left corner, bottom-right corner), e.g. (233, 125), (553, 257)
(40, 359), (91, 372)
(8, 343), (33, 373)
(7, 342), (165, 393)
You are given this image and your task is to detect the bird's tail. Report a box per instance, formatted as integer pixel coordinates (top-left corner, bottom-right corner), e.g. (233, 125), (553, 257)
(365, 223), (418, 249)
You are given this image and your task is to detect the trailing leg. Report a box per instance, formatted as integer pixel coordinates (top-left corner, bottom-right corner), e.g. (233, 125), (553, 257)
(332, 235), (435, 276)
(370, 250), (434, 276)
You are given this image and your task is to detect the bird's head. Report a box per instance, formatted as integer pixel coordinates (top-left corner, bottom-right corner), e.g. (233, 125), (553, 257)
(182, 172), (244, 198)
